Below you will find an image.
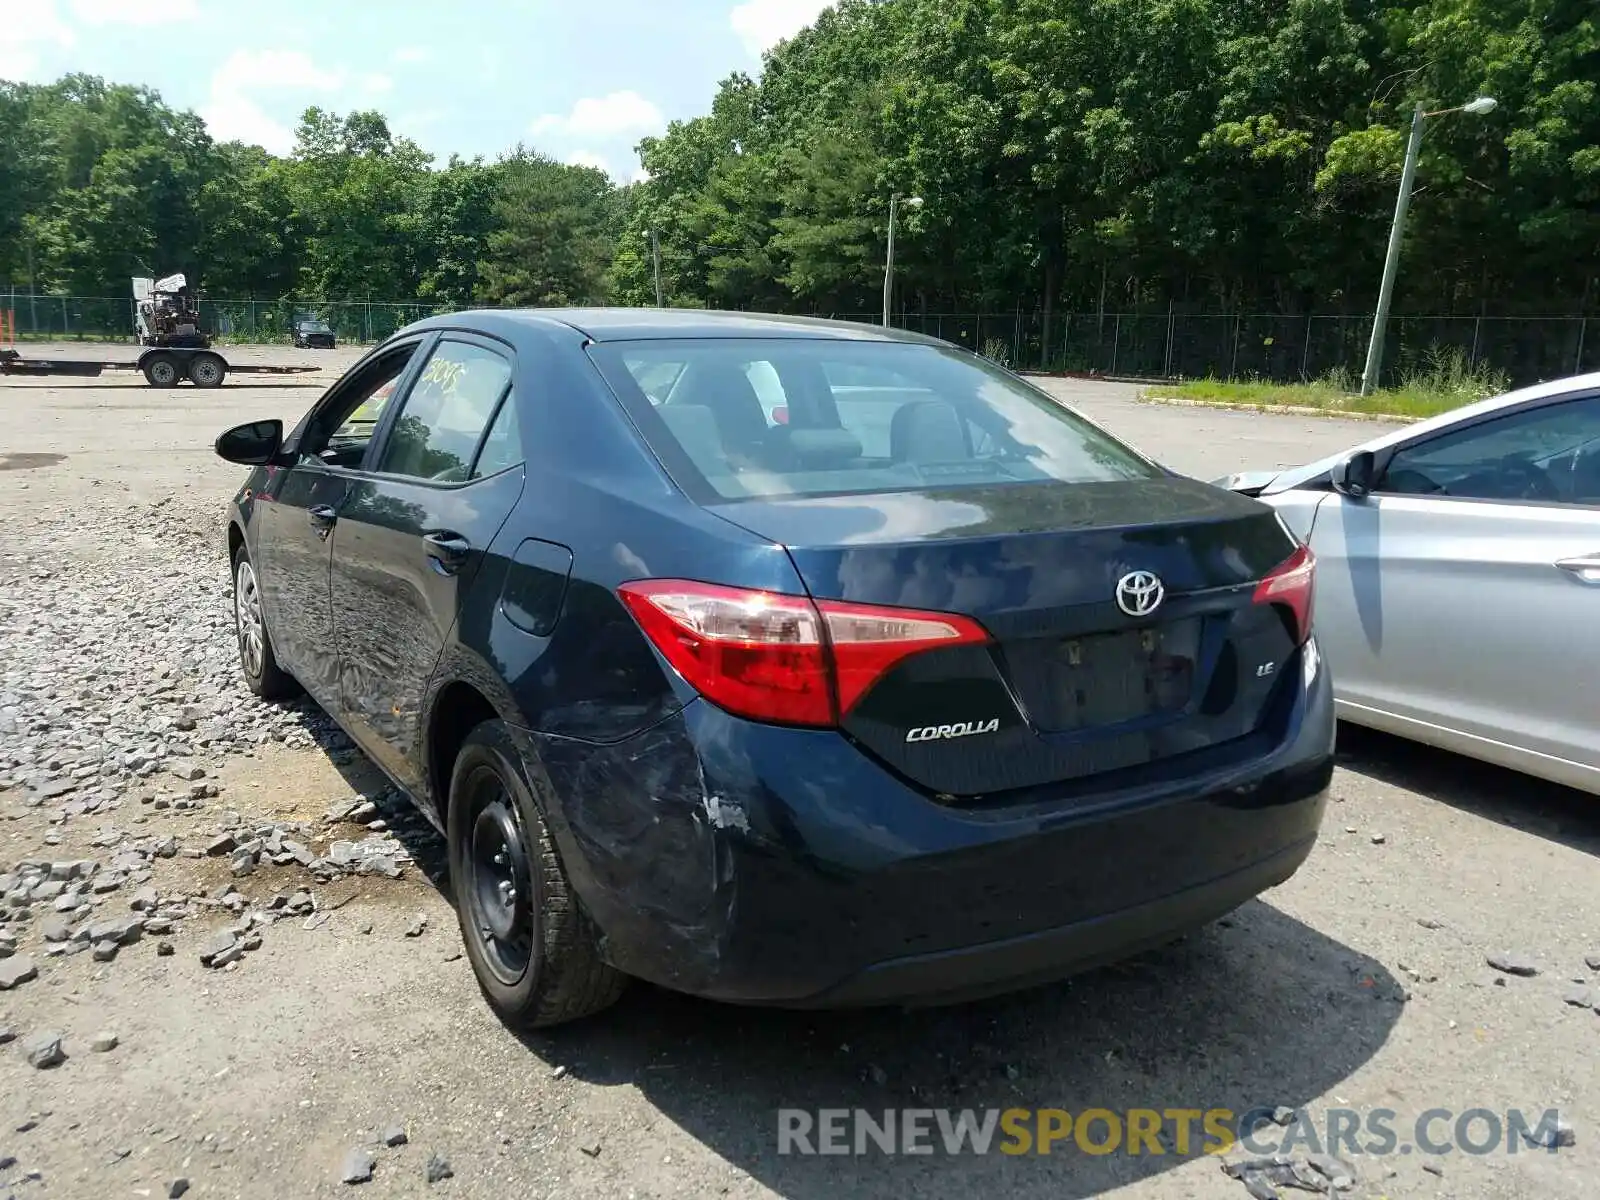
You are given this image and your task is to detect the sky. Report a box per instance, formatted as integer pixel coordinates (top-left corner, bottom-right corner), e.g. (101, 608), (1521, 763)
(0, 0), (837, 180)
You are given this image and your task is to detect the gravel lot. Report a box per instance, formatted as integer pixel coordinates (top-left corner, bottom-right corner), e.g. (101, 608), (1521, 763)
(1, 342), (1596, 1200)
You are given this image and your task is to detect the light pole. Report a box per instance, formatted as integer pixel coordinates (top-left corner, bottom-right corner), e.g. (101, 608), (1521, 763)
(646, 229), (664, 307)
(882, 193), (922, 327)
(1360, 95), (1497, 395)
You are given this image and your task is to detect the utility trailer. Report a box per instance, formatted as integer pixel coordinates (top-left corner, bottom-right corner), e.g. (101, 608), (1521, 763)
(1, 272), (321, 387)
(0, 346), (319, 387)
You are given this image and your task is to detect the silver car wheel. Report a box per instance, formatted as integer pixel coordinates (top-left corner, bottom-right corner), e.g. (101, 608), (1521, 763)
(234, 559), (265, 678)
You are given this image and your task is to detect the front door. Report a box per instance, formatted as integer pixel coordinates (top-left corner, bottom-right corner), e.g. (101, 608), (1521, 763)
(254, 340), (424, 704)
(329, 334), (526, 792)
(1309, 391), (1600, 774)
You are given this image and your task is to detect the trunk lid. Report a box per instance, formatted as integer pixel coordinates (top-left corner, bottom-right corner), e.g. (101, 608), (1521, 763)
(712, 477), (1304, 801)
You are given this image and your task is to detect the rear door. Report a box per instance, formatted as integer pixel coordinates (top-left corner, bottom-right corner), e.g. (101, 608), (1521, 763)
(1306, 392), (1600, 775)
(328, 334), (526, 791)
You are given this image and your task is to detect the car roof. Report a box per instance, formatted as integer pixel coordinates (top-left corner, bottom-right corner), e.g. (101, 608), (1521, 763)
(404, 307), (947, 346)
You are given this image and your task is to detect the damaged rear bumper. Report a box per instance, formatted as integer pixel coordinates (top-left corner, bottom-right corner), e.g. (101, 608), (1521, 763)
(518, 640), (1334, 1008)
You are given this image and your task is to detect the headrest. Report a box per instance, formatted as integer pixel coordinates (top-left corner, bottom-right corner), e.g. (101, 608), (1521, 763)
(890, 400), (970, 463)
(777, 427), (863, 468)
(658, 404), (726, 471)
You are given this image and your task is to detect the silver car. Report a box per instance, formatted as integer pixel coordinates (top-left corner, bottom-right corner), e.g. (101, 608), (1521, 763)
(1217, 372), (1600, 795)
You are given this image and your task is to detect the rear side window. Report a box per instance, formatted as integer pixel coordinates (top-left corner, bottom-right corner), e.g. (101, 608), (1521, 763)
(472, 395), (523, 479)
(376, 339), (512, 483)
(590, 338), (1158, 501)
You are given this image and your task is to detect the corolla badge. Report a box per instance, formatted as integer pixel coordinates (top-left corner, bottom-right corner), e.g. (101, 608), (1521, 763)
(906, 719), (1001, 743)
(1115, 570), (1165, 617)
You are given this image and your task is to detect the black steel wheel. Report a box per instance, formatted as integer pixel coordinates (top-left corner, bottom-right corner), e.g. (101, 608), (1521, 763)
(446, 720), (626, 1028)
(462, 770), (536, 986)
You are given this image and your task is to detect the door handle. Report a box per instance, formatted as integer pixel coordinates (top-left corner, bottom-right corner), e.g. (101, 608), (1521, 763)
(1554, 554), (1600, 582)
(308, 504), (338, 538)
(423, 531), (471, 574)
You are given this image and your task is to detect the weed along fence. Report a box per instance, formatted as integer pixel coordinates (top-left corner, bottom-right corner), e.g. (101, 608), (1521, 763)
(2, 286), (1594, 389)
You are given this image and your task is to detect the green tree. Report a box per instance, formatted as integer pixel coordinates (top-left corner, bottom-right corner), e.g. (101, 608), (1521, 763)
(479, 151), (616, 306)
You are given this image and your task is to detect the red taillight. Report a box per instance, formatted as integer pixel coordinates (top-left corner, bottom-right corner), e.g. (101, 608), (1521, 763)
(616, 580), (990, 727)
(770, 405), (789, 425)
(817, 597), (991, 714)
(1253, 543), (1316, 646)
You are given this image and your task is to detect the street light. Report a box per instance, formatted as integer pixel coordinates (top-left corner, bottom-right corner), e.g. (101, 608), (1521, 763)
(1359, 96), (1497, 395)
(883, 193), (923, 328)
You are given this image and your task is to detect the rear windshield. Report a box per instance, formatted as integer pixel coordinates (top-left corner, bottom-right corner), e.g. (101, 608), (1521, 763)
(589, 338), (1159, 501)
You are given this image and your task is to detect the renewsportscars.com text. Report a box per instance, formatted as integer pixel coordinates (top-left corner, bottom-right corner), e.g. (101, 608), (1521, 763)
(776, 1106), (1571, 1157)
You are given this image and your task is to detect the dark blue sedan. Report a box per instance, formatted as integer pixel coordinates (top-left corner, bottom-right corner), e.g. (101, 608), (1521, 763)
(215, 310), (1333, 1028)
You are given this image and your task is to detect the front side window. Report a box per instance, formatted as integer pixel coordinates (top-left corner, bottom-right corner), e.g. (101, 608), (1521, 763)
(590, 338), (1158, 501)
(376, 340), (513, 483)
(300, 344), (417, 467)
(1378, 396), (1600, 504)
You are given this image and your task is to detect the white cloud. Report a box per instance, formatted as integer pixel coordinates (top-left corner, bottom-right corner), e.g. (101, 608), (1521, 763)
(198, 91), (297, 155)
(632, 165), (653, 185)
(0, 0), (75, 81)
(392, 46), (432, 65)
(213, 48), (344, 92)
(68, 0), (198, 23)
(530, 90), (665, 140)
(360, 72), (394, 96)
(729, 0), (832, 56)
(564, 150), (612, 173)
(198, 49), (342, 155)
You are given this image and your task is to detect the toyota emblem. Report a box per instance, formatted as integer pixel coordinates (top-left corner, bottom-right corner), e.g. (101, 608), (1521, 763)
(1115, 571), (1165, 618)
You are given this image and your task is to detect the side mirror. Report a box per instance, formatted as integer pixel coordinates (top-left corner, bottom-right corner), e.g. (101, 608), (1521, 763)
(1330, 449), (1376, 498)
(215, 419), (284, 466)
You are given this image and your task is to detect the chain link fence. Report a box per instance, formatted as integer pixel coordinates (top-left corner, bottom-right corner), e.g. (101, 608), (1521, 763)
(836, 311), (1596, 389)
(2, 289), (1593, 388)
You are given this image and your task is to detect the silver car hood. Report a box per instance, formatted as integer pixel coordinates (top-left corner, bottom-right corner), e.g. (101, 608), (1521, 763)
(1212, 458), (1343, 495)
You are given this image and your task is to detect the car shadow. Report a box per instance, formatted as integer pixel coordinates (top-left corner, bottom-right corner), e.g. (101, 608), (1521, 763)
(1336, 723), (1600, 858)
(274, 705), (1401, 1196)
(514, 903), (1398, 1198)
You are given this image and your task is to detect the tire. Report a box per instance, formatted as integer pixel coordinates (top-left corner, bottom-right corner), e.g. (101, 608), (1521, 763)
(231, 543), (299, 701)
(143, 353), (180, 387)
(188, 352), (226, 388)
(448, 720), (627, 1028)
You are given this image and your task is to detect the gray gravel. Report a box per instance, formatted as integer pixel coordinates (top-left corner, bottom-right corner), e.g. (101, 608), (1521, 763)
(340, 1146), (376, 1185)
(0, 366), (1595, 1200)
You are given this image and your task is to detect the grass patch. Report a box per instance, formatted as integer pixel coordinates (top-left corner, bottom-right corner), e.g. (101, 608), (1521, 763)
(1157, 350), (1510, 420)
